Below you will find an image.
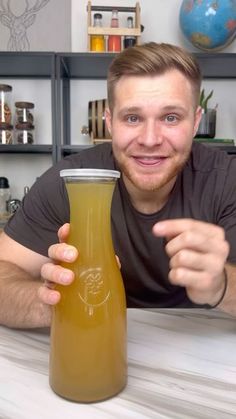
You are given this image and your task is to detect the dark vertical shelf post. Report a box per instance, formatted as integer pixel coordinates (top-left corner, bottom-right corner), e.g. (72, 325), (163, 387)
(50, 53), (57, 165)
(56, 54), (71, 161)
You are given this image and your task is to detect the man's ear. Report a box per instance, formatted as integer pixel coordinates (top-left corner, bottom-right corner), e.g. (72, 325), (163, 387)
(193, 105), (203, 137)
(105, 107), (112, 136)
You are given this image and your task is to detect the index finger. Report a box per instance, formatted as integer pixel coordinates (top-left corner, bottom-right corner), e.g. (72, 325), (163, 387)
(153, 218), (225, 240)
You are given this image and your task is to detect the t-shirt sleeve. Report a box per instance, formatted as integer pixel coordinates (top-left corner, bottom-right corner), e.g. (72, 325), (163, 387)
(4, 164), (70, 257)
(4, 143), (115, 257)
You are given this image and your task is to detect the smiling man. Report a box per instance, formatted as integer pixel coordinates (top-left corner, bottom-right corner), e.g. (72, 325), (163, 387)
(0, 42), (235, 328)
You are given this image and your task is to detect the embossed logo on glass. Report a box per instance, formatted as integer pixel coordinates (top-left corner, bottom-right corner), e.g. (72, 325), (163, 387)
(78, 268), (110, 307)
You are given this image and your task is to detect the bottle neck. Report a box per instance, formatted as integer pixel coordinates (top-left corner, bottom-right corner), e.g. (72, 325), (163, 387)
(66, 181), (116, 258)
(111, 11), (119, 28)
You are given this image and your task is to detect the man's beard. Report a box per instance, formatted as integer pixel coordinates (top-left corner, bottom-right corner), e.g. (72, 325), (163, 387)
(113, 146), (192, 192)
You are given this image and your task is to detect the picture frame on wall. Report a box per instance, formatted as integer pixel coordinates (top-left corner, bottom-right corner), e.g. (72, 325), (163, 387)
(0, 0), (71, 52)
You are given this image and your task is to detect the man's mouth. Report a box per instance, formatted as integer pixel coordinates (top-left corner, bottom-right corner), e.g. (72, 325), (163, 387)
(133, 156), (167, 166)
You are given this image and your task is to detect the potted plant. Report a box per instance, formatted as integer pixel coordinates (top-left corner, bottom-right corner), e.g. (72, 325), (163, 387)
(196, 88), (216, 138)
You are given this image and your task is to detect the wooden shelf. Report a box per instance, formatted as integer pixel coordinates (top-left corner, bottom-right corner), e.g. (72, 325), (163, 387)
(88, 27), (140, 37)
(87, 1), (141, 51)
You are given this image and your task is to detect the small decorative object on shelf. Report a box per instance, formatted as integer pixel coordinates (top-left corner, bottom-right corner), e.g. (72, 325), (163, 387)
(179, 0), (236, 51)
(90, 12), (105, 52)
(196, 89), (216, 138)
(87, 2), (141, 52)
(88, 98), (111, 144)
(108, 9), (121, 52)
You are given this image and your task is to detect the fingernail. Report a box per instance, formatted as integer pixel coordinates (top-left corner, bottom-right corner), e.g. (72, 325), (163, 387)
(153, 222), (165, 233)
(60, 271), (71, 284)
(63, 248), (75, 261)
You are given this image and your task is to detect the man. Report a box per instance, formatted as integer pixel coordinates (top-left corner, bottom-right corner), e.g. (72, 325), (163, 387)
(0, 42), (235, 328)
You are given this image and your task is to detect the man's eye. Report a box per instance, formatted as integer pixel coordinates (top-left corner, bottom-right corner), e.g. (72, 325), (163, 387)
(165, 114), (178, 123)
(127, 115), (139, 123)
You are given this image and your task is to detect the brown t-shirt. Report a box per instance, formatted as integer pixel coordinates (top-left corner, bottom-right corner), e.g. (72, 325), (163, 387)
(5, 142), (236, 308)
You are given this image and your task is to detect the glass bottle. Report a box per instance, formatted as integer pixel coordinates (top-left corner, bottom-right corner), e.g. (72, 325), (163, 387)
(90, 12), (105, 52)
(124, 16), (136, 49)
(49, 168), (127, 403)
(0, 177), (11, 217)
(108, 10), (121, 52)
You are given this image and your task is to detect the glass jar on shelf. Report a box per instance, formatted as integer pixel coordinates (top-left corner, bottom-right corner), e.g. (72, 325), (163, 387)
(15, 101), (34, 125)
(0, 84), (12, 125)
(15, 123), (34, 144)
(0, 123), (13, 144)
(14, 101), (35, 144)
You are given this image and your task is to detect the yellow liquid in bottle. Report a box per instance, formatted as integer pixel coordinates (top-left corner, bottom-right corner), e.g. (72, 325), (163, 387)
(49, 180), (127, 402)
(91, 35), (105, 52)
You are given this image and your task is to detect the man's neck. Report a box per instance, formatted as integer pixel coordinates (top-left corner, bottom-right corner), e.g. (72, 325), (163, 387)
(123, 176), (177, 215)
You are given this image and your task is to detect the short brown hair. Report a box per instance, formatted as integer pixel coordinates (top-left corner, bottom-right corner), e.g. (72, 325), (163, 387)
(107, 42), (202, 112)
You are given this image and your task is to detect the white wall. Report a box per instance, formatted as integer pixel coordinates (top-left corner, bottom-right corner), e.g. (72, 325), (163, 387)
(2, 0), (236, 199)
(71, 0), (236, 53)
(71, 0), (236, 144)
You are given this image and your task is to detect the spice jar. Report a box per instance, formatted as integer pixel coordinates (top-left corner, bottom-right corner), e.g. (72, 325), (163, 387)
(15, 123), (34, 144)
(0, 123), (13, 144)
(15, 101), (34, 125)
(15, 101), (35, 144)
(0, 84), (12, 125)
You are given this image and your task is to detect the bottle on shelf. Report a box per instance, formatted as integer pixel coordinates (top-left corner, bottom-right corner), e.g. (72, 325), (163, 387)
(90, 12), (105, 52)
(0, 177), (11, 219)
(108, 10), (121, 52)
(124, 16), (136, 49)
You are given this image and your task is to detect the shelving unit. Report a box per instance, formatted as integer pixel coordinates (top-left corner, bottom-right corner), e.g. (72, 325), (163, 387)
(0, 144), (53, 153)
(0, 51), (57, 163)
(1, 51), (236, 166)
(55, 52), (236, 158)
(87, 1), (141, 51)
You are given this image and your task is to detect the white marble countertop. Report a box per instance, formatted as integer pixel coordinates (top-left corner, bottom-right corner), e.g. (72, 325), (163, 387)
(1, 308), (236, 419)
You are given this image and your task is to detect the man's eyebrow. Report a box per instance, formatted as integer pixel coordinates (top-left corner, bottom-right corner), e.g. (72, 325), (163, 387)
(117, 105), (187, 116)
(118, 106), (141, 115)
(160, 105), (187, 112)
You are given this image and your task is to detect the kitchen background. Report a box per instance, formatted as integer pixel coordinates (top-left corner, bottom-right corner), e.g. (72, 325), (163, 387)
(0, 0), (236, 200)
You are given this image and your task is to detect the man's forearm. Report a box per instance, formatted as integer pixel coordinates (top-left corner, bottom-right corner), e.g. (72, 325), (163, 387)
(217, 263), (236, 316)
(0, 261), (51, 328)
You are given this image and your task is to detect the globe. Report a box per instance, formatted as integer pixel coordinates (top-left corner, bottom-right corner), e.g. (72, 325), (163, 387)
(179, 0), (236, 51)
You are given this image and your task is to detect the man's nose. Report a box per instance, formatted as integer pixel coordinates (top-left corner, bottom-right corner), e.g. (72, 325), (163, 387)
(139, 120), (163, 146)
